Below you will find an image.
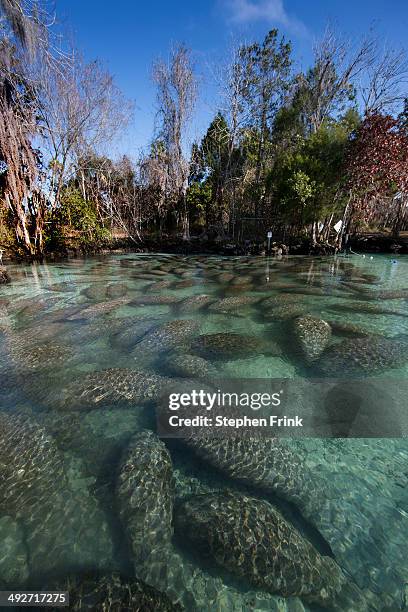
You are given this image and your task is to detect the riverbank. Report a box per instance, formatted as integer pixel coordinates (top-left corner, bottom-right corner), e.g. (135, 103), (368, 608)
(3, 231), (408, 264)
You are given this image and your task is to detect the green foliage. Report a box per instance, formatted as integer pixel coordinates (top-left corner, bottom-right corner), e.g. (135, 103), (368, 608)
(239, 29), (292, 126)
(269, 113), (360, 226)
(51, 187), (110, 248)
(288, 170), (315, 207)
(191, 113), (231, 225)
(187, 181), (212, 226)
(0, 206), (16, 249)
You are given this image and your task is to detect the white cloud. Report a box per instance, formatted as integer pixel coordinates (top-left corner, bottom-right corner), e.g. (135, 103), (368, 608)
(225, 0), (307, 35)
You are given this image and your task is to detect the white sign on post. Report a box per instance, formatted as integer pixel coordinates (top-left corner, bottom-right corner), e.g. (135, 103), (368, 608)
(266, 231), (273, 254)
(333, 220), (343, 233)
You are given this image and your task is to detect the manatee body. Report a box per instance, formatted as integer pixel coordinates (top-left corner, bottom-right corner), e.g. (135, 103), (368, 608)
(329, 302), (408, 317)
(260, 294), (300, 308)
(0, 412), (65, 518)
(14, 298), (58, 318)
(110, 317), (159, 350)
(106, 283), (128, 298)
(146, 280), (173, 292)
(69, 297), (129, 320)
(117, 431), (174, 568)
(48, 572), (181, 611)
(181, 436), (311, 507)
(117, 431), (279, 611)
(0, 411), (112, 573)
(191, 332), (272, 361)
(285, 286), (329, 296)
(164, 353), (214, 378)
(130, 295), (180, 306)
(326, 320), (370, 338)
(216, 272), (234, 283)
(208, 296), (258, 314)
(0, 516), (29, 587)
(45, 281), (74, 293)
(135, 319), (200, 356)
(149, 266), (171, 276)
(7, 339), (72, 372)
(176, 492), (345, 607)
(81, 284), (108, 300)
(58, 368), (171, 409)
(172, 279), (195, 289)
(374, 288), (408, 300)
(177, 294), (215, 313)
(294, 315), (331, 363)
(263, 303), (305, 321)
(319, 336), (408, 377)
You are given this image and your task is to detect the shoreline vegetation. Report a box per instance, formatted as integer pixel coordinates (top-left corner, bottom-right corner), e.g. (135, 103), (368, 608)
(1, 2), (408, 263)
(2, 231), (408, 266)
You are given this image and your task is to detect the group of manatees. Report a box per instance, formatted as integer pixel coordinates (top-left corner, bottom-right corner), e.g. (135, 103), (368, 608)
(3, 254), (408, 382)
(1, 255), (407, 609)
(114, 430), (385, 611)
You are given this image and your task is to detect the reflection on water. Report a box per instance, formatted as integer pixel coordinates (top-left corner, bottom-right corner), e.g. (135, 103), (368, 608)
(1, 253), (408, 610)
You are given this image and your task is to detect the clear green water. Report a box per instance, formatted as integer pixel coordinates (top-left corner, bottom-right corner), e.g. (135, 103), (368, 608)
(0, 253), (408, 611)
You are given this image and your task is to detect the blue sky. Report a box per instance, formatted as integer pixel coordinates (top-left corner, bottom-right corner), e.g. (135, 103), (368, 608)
(56, 0), (408, 159)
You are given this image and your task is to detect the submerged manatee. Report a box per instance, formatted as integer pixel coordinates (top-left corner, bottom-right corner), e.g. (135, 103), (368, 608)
(146, 280), (173, 292)
(106, 283), (128, 298)
(374, 288), (408, 299)
(135, 320), (200, 356)
(81, 284), (108, 300)
(117, 431), (290, 611)
(208, 296), (258, 314)
(177, 294), (215, 313)
(58, 368), (171, 409)
(172, 279), (195, 289)
(318, 336), (408, 377)
(326, 320), (370, 338)
(179, 435), (313, 508)
(0, 411), (112, 573)
(263, 303), (305, 321)
(110, 317), (159, 350)
(260, 294), (300, 308)
(68, 297), (129, 320)
(44, 281), (74, 293)
(294, 315), (332, 363)
(117, 431), (174, 568)
(4, 330), (73, 372)
(130, 295), (180, 306)
(14, 298), (58, 318)
(48, 573), (181, 611)
(329, 302), (408, 317)
(163, 353), (214, 378)
(176, 492), (345, 607)
(0, 411), (65, 521)
(191, 332), (278, 361)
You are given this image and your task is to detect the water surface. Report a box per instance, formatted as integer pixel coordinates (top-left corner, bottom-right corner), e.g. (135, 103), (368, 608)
(0, 253), (407, 610)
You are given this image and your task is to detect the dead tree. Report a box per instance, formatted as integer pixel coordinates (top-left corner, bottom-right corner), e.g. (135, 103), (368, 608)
(152, 44), (196, 239)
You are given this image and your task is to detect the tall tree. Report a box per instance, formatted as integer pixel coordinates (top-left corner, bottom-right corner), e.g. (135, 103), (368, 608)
(294, 27), (374, 135)
(35, 51), (132, 209)
(153, 44), (196, 238)
(195, 112), (230, 227)
(0, 1), (48, 256)
(237, 29), (292, 218)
